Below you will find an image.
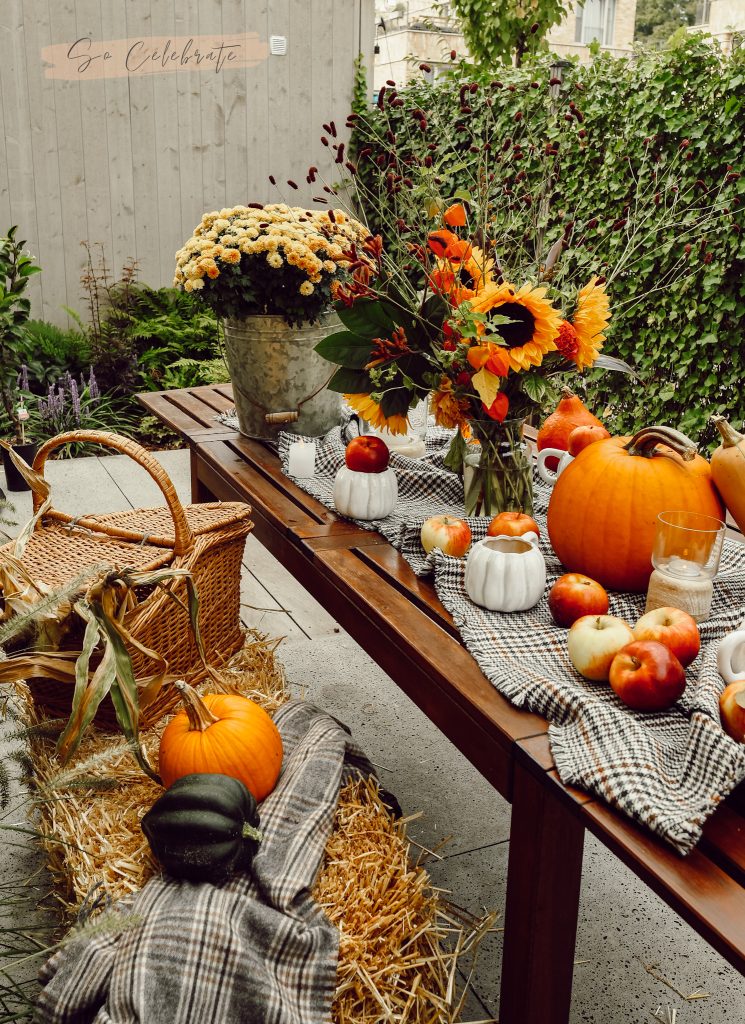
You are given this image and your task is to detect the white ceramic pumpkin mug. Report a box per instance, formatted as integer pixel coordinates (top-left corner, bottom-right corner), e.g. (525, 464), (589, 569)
(536, 447), (574, 487)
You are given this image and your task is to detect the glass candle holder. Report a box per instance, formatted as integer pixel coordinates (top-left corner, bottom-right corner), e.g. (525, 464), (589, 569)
(652, 510), (726, 580)
(646, 510), (726, 621)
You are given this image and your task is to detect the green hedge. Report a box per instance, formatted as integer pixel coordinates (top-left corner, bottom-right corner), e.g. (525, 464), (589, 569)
(354, 36), (745, 447)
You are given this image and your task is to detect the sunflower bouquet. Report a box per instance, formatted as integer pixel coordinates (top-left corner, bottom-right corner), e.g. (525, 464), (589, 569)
(174, 204), (369, 326)
(316, 207), (615, 514)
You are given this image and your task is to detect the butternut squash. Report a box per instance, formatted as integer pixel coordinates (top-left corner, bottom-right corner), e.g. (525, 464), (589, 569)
(711, 416), (745, 534)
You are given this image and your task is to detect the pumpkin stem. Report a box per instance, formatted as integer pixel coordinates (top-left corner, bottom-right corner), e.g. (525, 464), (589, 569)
(624, 425), (697, 461)
(242, 823), (264, 842)
(711, 415), (744, 448)
(560, 385), (575, 399)
(175, 680), (219, 732)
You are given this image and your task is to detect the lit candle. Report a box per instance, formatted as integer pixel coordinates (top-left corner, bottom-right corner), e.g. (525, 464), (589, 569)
(287, 439), (316, 478)
(390, 438), (426, 459)
(664, 555), (701, 579)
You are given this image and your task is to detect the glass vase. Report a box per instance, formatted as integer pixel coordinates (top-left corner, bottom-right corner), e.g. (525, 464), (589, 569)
(462, 418), (533, 517)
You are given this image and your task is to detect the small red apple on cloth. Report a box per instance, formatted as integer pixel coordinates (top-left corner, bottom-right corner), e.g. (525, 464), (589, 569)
(549, 573), (609, 627)
(632, 607), (700, 668)
(486, 511), (540, 542)
(720, 681), (745, 742)
(421, 515), (472, 557)
(609, 640), (686, 711)
(567, 614), (634, 681)
(344, 435), (390, 473)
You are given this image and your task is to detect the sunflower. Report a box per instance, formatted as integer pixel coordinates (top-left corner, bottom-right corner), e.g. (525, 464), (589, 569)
(570, 277), (611, 370)
(344, 393), (409, 435)
(469, 281), (561, 372)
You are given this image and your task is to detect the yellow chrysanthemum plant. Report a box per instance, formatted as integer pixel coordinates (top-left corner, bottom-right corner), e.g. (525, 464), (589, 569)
(174, 204), (369, 326)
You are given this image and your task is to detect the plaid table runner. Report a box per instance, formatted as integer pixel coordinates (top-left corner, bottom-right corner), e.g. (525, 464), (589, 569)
(274, 417), (745, 854)
(37, 700), (372, 1024)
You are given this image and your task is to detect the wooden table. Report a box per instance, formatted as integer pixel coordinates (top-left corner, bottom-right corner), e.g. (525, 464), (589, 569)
(139, 384), (745, 1023)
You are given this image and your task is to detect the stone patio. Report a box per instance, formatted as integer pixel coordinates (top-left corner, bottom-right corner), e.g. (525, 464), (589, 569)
(1, 448), (743, 1022)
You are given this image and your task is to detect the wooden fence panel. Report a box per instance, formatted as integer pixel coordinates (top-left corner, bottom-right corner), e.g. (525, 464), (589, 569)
(1, 0), (373, 323)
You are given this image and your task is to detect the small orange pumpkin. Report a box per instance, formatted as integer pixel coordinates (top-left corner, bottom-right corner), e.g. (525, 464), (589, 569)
(159, 683), (283, 801)
(547, 425), (725, 593)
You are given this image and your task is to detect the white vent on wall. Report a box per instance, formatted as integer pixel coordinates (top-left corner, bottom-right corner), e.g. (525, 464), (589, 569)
(270, 35), (287, 55)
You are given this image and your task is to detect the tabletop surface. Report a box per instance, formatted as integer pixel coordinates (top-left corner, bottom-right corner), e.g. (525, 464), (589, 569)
(138, 383), (745, 975)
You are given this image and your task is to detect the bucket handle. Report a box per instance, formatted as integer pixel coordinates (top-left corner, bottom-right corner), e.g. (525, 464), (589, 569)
(232, 374), (333, 426)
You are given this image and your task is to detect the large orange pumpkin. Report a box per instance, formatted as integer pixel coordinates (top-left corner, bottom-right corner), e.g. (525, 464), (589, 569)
(547, 425), (725, 593)
(159, 682), (283, 801)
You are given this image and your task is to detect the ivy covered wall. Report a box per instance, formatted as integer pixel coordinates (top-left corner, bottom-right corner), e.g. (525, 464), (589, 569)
(354, 37), (745, 446)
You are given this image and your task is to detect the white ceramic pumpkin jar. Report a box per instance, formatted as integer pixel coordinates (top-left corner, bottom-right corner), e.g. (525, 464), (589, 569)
(333, 435), (397, 521)
(465, 536), (546, 612)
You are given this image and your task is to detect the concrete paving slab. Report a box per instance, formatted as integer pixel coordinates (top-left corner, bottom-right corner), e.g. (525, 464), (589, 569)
(278, 634), (513, 855)
(244, 534), (341, 640)
(2, 456), (130, 530)
(99, 448), (192, 509)
(240, 561), (310, 644)
(425, 836), (745, 1023)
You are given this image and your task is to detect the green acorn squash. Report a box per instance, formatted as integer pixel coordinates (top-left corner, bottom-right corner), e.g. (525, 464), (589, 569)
(142, 773), (262, 884)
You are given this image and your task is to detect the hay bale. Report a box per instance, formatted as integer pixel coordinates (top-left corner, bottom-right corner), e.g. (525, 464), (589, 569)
(18, 632), (496, 1022)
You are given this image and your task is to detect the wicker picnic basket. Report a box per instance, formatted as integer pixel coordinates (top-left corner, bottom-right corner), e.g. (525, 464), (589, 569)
(0, 430), (253, 729)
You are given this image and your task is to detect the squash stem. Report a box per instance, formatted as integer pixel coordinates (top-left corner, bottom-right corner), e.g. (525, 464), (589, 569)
(242, 823), (264, 842)
(624, 426), (696, 461)
(174, 680), (219, 731)
(711, 415), (744, 449)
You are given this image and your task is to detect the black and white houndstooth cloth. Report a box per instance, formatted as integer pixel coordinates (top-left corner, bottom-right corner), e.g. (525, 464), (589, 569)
(278, 418), (745, 855)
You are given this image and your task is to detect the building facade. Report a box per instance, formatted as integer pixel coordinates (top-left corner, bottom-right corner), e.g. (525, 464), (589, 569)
(374, 0), (637, 90)
(690, 0), (745, 53)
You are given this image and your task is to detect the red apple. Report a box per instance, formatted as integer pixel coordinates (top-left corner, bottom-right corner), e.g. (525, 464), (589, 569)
(609, 640), (686, 711)
(487, 511), (540, 540)
(421, 515), (472, 557)
(345, 435), (390, 473)
(549, 573), (609, 627)
(720, 680), (745, 742)
(567, 424), (612, 456)
(632, 607), (700, 668)
(567, 614), (634, 681)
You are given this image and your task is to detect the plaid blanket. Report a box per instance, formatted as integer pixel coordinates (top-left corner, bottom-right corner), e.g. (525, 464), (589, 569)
(274, 417), (745, 854)
(37, 700), (372, 1024)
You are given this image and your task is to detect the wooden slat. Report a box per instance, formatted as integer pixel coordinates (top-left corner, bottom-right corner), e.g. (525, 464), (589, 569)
(353, 543), (461, 638)
(700, 805), (745, 887)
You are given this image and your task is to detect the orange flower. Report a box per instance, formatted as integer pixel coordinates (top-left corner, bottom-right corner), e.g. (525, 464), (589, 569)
(427, 230), (472, 265)
(443, 203), (467, 227)
(431, 378), (470, 430)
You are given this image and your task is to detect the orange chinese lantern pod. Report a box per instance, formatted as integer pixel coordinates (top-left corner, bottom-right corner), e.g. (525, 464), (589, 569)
(158, 683), (284, 801)
(428, 229), (460, 259)
(443, 202), (467, 227)
(547, 425), (725, 593)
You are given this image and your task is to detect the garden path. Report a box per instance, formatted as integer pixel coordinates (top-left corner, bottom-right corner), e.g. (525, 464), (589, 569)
(1, 449), (743, 1023)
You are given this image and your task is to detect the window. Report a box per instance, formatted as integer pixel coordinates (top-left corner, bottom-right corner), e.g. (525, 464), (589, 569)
(574, 0), (616, 46)
(694, 0), (711, 25)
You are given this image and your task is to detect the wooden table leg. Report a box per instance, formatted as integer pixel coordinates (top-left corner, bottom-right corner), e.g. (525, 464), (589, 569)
(499, 760), (585, 1024)
(190, 449), (217, 503)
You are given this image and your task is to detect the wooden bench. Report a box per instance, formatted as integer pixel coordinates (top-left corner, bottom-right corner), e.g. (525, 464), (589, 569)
(138, 384), (745, 1023)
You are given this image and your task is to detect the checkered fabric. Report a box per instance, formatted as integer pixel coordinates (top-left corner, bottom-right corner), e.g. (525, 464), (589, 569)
(37, 700), (372, 1024)
(276, 418), (745, 854)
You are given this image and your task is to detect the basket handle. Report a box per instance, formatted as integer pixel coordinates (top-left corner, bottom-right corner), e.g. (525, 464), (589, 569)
(31, 430), (194, 557)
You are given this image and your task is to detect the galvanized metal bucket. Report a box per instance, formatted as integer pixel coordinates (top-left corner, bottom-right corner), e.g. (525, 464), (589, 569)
(223, 313), (343, 440)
